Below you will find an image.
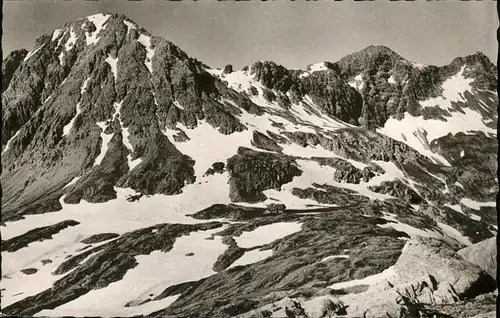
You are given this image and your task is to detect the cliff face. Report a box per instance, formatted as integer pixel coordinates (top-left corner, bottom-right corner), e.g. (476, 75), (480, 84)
(1, 13), (497, 318)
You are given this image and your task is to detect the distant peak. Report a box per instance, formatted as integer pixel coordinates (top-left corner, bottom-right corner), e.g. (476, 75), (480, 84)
(357, 45), (403, 59)
(450, 51), (494, 68)
(84, 13), (128, 23)
(78, 13), (142, 31)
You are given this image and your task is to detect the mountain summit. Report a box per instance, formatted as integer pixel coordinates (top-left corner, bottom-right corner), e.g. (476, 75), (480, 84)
(1, 13), (498, 317)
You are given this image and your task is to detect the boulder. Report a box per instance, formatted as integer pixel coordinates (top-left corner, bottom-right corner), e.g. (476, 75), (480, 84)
(392, 237), (496, 298)
(458, 237), (497, 279)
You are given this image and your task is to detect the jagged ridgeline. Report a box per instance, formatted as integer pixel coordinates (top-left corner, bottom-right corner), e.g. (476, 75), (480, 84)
(1, 13), (498, 317)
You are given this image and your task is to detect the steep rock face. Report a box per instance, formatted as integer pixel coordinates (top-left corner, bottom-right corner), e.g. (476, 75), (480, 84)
(1, 13), (263, 222)
(334, 46), (497, 129)
(2, 49), (28, 93)
(430, 132), (497, 201)
(249, 61), (363, 125)
(458, 237), (497, 279)
(251, 130), (283, 152)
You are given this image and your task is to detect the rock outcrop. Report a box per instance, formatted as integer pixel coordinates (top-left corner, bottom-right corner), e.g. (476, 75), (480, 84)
(458, 237), (497, 279)
(227, 147), (302, 202)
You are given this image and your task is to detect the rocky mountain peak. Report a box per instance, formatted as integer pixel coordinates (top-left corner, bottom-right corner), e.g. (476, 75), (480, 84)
(335, 45), (406, 76)
(357, 44), (403, 59)
(450, 51), (495, 67)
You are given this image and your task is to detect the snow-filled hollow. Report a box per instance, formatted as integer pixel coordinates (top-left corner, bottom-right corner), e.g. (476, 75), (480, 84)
(137, 34), (155, 73)
(105, 55), (118, 82)
(377, 108), (495, 165)
(84, 14), (110, 46)
(308, 62), (329, 72)
(64, 27), (77, 51)
(94, 122), (113, 166)
(420, 66), (474, 110)
(62, 103), (82, 136)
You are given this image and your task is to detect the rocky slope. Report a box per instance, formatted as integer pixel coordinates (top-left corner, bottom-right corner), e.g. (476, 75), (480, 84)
(1, 13), (497, 317)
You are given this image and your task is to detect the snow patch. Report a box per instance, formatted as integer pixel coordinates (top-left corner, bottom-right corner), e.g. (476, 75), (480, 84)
(2, 174), (234, 307)
(454, 181), (464, 189)
(84, 13), (110, 45)
(52, 29), (63, 41)
(420, 66), (474, 110)
(330, 266), (397, 290)
(377, 108), (495, 165)
(437, 222), (472, 246)
(62, 79), (90, 137)
(81, 78), (90, 95)
(444, 204), (463, 214)
(309, 62), (329, 72)
(460, 198), (496, 210)
(94, 122), (113, 166)
(108, 100), (142, 170)
(24, 45), (45, 62)
(378, 213), (470, 247)
(255, 159), (397, 209)
(234, 222), (303, 248)
(123, 20), (137, 34)
(228, 249), (273, 269)
(299, 71), (310, 78)
(3, 173), (231, 241)
(348, 74), (365, 91)
(2, 130), (21, 155)
(63, 176), (82, 189)
(62, 102), (82, 136)
(58, 51), (65, 65)
(460, 150), (465, 158)
(64, 27), (77, 51)
(388, 75), (396, 85)
(122, 127), (142, 170)
(320, 255), (350, 262)
(411, 62), (427, 70)
(162, 120), (253, 178)
(210, 67), (283, 113)
(105, 55), (118, 82)
(137, 34), (155, 73)
(173, 101), (184, 110)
